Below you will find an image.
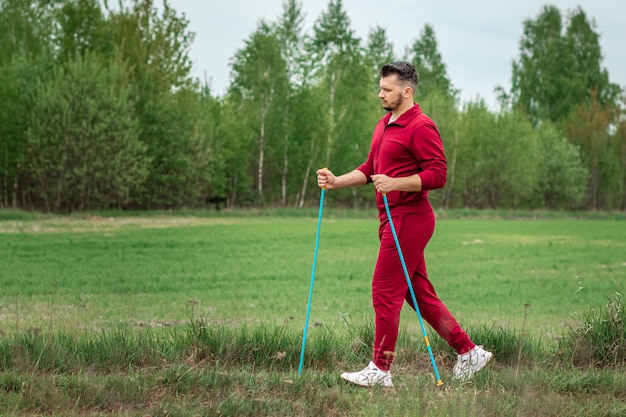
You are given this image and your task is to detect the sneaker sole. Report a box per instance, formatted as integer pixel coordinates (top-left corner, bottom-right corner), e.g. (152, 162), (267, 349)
(340, 374), (394, 388)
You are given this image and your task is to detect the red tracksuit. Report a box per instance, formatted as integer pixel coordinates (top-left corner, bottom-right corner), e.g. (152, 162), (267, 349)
(356, 103), (475, 371)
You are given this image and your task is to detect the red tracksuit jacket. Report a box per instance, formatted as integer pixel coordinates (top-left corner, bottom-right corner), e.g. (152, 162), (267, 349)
(356, 103), (447, 217)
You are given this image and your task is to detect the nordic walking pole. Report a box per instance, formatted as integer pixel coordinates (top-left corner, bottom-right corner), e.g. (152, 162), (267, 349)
(298, 169), (327, 375)
(382, 193), (444, 386)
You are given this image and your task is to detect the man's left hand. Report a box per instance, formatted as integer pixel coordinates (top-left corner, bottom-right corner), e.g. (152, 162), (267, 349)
(371, 174), (394, 194)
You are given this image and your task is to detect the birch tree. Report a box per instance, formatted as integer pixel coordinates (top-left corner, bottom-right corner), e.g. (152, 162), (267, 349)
(231, 21), (288, 203)
(276, 0), (305, 205)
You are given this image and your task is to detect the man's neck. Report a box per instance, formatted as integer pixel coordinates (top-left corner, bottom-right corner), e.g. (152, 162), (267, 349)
(390, 101), (414, 122)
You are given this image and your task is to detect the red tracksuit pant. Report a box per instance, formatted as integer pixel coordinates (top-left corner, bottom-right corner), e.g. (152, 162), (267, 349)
(371, 210), (475, 371)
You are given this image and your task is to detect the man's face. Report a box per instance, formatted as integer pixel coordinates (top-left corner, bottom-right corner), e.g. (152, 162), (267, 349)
(378, 74), (405, 112)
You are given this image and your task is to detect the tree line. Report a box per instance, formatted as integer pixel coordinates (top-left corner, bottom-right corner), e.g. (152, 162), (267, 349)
(0, 0), (624, 212)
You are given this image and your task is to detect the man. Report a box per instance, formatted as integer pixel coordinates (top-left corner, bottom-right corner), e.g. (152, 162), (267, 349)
(316, 62), (492, 387)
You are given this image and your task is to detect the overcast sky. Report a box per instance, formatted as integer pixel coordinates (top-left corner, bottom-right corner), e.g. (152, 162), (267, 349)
(167, 0), (625, 110)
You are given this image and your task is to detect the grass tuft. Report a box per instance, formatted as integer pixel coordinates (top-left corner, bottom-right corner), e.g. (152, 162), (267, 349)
(559, 293), (626, 367)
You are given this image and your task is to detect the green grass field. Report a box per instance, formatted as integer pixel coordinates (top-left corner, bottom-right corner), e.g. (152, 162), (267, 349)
(2, 209), (623, 336)
(1, 209), (625, 416)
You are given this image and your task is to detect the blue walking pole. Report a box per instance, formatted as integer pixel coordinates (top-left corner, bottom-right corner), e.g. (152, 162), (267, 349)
(382, 193), (444, 386)
(298, 177), (326, 375)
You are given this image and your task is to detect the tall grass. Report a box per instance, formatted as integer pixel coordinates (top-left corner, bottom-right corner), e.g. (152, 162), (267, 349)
(1, 298), (626, 416)
(1, 295), (621, 373)
(559, 293), (626, 367)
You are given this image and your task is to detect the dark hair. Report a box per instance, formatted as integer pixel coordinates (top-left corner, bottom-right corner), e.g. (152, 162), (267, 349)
(380, 61), (419, 92)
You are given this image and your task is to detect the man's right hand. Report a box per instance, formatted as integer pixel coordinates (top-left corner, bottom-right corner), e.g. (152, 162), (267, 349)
(316, 168), (335, 189)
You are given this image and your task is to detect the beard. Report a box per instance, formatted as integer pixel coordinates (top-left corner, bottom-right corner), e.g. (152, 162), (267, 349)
(381, 91), (403, 111)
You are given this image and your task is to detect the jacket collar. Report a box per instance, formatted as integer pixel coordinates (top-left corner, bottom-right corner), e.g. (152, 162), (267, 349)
(384, 103), (421, 126)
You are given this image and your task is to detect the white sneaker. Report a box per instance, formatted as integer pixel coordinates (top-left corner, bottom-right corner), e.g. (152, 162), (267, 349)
(340, 361), (393, 387)
(453, 345), (493, 382)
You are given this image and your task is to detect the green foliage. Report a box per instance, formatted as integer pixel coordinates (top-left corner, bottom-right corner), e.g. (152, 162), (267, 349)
(190, 89), (226, 200)
(24, 53), (147, 211)
(308, 0), (361, 67)
(511, 6), (572, 124)
(106, 0), (200, 209)
(365, 25), (395, 86)
(0, 55), (41, 208)
(565, 9), (623, 107)
(507, 5), (624, 210)
(275, 0), (306, 87)
(493, 111), (539, 208)
(0, 0), (56, 64)
(0, 0), (624, 211)
(453, 101), (539, 208)
(231, 22), (289, 204)
(135, 90), (206, 208)
(287, 84), (329, 207)
(106, 0), (194, 93)
(308, 0), (367, 173)
(535, 123), (588, 209)
(509, 6), (622, 126)
(418, 91), (460, 208)
(218, 96), (258, 206)
(566, 98), (625, 209)
(54, 0), (108, 61)
(407, 23), (456, 99)
(0, 0), (57, 209)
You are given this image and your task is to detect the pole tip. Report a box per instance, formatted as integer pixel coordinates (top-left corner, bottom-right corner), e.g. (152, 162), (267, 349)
(436, 380), (444, 387)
